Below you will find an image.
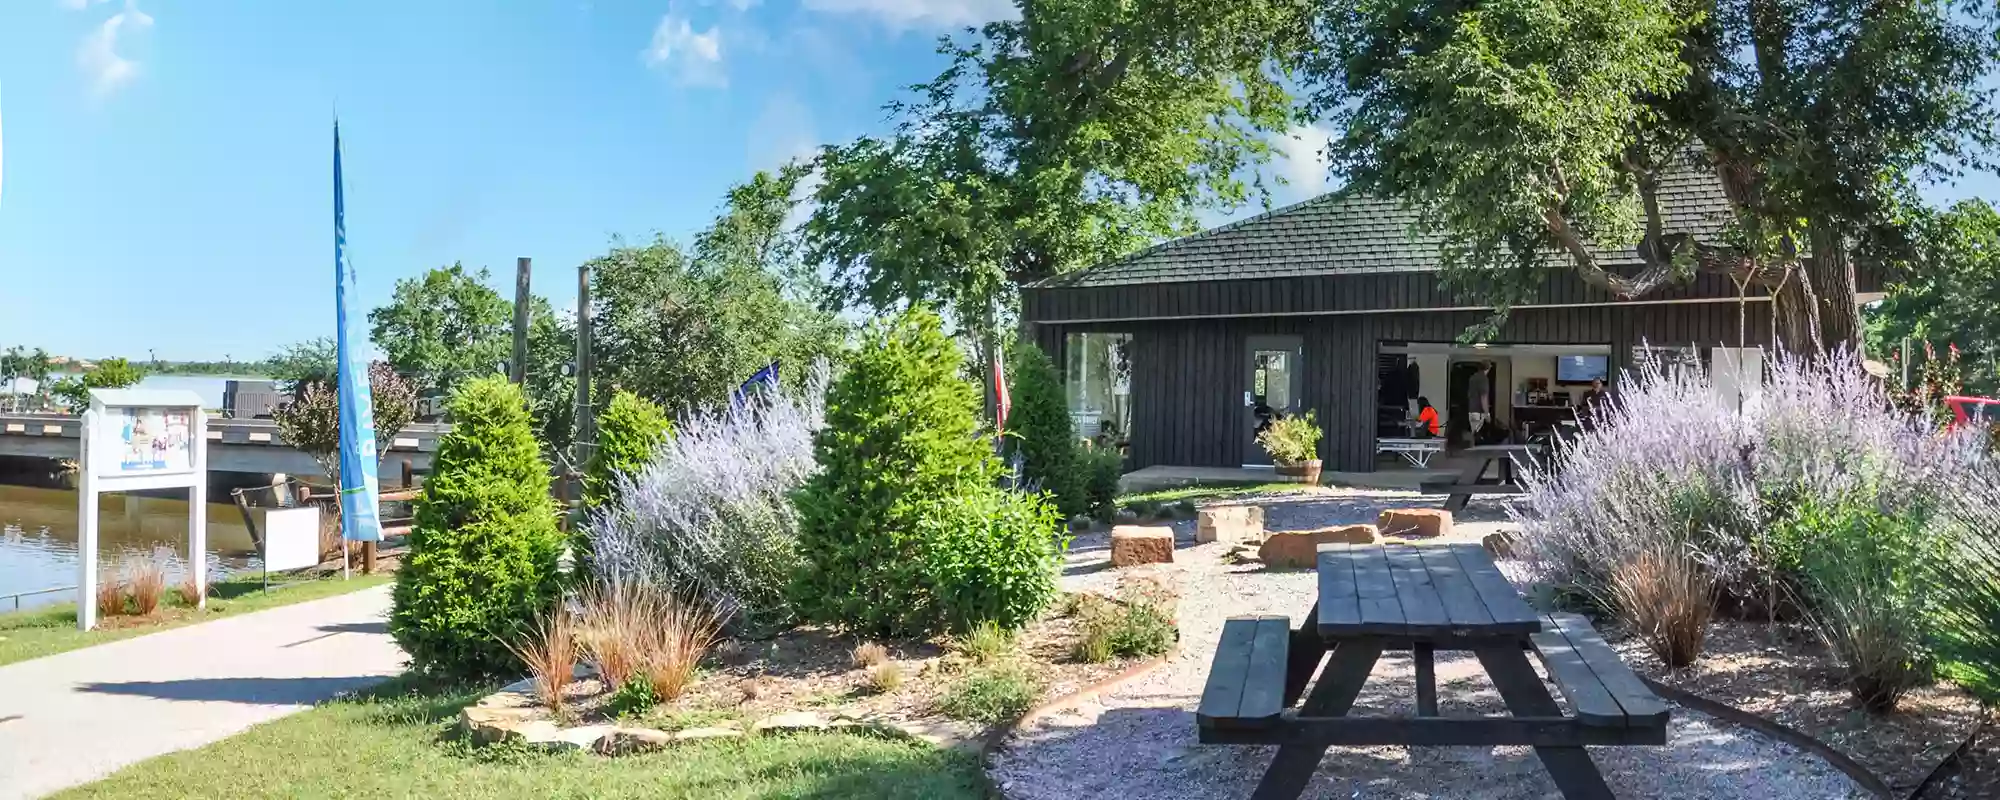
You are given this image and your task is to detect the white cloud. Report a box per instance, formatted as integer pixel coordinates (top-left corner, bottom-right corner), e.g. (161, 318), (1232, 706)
(801, 0), (1015, 30)
(1276, 123), (1338, 201)
(643, 13), (726, 87)
(76, 3), (153, 98)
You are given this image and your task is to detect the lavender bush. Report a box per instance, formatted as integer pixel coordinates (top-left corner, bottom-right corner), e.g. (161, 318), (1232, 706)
(586, 362), (830, 635)
(1515, 348), (1984, 612)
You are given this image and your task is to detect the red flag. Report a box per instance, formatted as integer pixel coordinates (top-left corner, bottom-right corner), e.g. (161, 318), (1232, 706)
(994, 346), (1011, 433)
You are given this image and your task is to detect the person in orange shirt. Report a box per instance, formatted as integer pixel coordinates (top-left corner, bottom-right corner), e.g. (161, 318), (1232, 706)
(1415, 396), (1441, 438)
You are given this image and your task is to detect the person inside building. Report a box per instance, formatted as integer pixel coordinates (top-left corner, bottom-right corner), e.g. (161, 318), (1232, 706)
(1576, 377), (1610, 428)
(1466, 361), (1492, 444)
(1415, 396), (1441, 438)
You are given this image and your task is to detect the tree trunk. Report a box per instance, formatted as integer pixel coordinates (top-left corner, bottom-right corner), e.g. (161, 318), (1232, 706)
(1770, 264), (1822, 357)
(1806, 222), (1863, 355)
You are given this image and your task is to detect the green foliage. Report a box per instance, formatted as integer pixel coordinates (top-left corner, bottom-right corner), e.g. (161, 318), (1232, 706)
(806, 0), (1310, 341)
(1300, 0), (2000, 347)
(0, 346), (53, 411)
(49, 357), (147, 411)
(936, 662), (1040, 723)
(369, 263), (514, 398)
(607, 676), (661, 718)
(790, 307), (1062, 637)
(270, 362), (419, 487)
(1255, 410), (1321, 464)
(1782, 494), (1940, 710)
(1004, 339), (1085, 517)
(590, 169), (847, 418)
(953, 622), (1017, 667)
(1927, 473), (2000, 701)
(390, 377), (565, 680)
(1869, 200), (2000, 396)
(267, 338), (338, 393)
(585, 391), (674, 509)
(1070, 590), (1177, 663)
(1079, 447), (1125, 520)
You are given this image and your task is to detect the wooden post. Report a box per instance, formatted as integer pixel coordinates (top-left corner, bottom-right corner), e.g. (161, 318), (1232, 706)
(574, 262), (594, 457)
(401, 459), (415, 489)
(361, 541), (376, 574)
(513, 257), (532, 385)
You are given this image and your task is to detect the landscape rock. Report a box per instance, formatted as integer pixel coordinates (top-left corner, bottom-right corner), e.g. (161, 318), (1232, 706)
(541, 724), (615, 753)
(1378, 508), (1453, 539)
(752, 710), (830, 734)
(675, 726), (747, 742)
(895, 718), (987, 754)
(1257, 525), (1380, 568)
(595, 726), (677, 755)
(1197, 506), (1266, 544)
(459, 705), (547, 744)
(1110, 525), (1176, 566)
(1482, 531), (1517, 559)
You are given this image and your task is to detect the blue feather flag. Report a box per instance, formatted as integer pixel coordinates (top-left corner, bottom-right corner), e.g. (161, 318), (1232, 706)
(334, 122), (382, 543)
(732, 361), (780, 409)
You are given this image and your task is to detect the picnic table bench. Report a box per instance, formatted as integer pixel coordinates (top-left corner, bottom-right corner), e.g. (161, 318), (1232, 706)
(1420, 443), (1543, 512)
(1197, 542), (1666, 799)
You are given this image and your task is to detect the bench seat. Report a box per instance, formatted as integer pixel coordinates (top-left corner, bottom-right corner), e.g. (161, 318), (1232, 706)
(1196, 616), (1291, 734)
(1530, 613), (1669, 739)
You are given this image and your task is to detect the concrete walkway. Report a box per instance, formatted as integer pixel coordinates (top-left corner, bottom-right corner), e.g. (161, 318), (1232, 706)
(0, 585), (402, 799)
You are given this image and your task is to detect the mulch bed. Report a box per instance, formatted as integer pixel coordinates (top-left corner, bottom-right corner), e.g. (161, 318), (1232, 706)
(1917, 711), (2000, 799)
(535, 587), (1160, 731)
(1606, 619), (1985, 796)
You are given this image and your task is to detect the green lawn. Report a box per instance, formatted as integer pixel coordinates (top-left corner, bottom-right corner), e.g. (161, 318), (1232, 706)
(0, 573), (393, 667)
(57, 677), (990, 800)
(1117, 481), (1313, 507)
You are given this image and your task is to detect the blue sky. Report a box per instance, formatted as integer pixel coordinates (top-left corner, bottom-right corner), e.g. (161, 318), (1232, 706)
(0, 1), (1993, 361)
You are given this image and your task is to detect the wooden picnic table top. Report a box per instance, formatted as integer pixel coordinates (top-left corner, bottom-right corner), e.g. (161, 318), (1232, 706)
(1316, 542), (1543, 638)
(1464, 443), (1542, 454)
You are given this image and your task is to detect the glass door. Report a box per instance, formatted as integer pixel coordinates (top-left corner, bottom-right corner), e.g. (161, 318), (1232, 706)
(1245, 336), (1303, 466)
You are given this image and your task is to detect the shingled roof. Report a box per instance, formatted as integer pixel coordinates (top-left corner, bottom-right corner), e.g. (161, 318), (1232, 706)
(1035, 169), (1735, 289)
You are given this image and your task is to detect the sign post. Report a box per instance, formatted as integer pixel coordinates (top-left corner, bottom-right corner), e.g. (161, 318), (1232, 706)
(76, 388), (208, 631)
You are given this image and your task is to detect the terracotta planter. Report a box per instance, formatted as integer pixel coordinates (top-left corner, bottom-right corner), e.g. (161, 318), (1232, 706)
(1274, 459), (1323, 485)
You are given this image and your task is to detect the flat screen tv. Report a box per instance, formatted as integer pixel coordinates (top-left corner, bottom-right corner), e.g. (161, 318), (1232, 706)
(1556, 355), (1610, 384)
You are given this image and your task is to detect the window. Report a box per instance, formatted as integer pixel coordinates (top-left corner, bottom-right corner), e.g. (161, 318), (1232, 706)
(1065, 333), (1132, 443)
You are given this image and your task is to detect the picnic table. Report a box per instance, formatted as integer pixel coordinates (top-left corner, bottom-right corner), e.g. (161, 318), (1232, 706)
(1421, 443), (1543, 512)
(1197, 542), (1667, 799)
(1376, 437), (1446, 469)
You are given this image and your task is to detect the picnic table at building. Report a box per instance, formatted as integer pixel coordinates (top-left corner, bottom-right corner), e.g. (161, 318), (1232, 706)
(1197, 542), (1667, 799)
(1421, 443), (1543, 512)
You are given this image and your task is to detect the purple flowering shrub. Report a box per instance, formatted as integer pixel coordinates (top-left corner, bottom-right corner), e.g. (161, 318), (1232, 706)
(585, 362), (830, 635)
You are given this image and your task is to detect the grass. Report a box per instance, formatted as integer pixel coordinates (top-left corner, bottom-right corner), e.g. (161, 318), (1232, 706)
(936, 662), (1039, 723)
(55, 676), (988, 800)
(1115, 481), (1309, 507)
(0, 572), (393, 668)
(953, 622), (1015, 666)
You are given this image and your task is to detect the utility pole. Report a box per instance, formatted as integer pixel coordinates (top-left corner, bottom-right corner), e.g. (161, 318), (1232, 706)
(574, 263), (594, 458)
(513, 257), (532, 385)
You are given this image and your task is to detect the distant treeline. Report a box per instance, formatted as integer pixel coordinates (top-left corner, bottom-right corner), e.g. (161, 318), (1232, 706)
(140, 360), (278, 378)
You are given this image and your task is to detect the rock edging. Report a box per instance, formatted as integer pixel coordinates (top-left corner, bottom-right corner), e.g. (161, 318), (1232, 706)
(1638, 675), (1896, 798)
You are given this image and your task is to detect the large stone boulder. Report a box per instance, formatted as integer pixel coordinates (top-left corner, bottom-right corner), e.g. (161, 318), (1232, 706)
(1197, 505), (1266, 544)
(1378, 508), (1453, 539)
(1257, 525), (1380, 568)
(1110, 525), (1176, 566)
(1482, 531), (1518, 559)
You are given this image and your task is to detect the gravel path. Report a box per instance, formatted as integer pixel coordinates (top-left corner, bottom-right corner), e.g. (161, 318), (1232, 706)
(995, 491), (1867, 799)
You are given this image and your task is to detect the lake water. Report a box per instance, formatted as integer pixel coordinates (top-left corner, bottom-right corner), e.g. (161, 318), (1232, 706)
(0, 484), (260, 612)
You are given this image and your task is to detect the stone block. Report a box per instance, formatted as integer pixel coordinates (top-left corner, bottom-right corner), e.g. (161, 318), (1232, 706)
(1197, 506), (1266, 544)
(1378, 508), (1454, 539)
(459, 705), (547, 744)
(752, 711), (830, 735)
(1110, 525), (1176, 566)
(1482, 531), (1518, 559)
(596, 726), (677, 755)
(675, 726), (747, 742)
(1257, 525), (1380, 569)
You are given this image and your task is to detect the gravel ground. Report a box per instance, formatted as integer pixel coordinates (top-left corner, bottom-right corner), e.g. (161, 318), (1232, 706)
(995, 491), (1868, 800)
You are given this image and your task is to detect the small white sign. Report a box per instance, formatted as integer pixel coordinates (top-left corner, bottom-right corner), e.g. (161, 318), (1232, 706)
(260, 506), (323, 572)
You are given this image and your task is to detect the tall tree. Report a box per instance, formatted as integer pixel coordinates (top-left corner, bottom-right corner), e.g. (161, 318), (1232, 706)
(1299, 0), (1999, 351)
(368, 263), (513, 397)
(589, 169), (847, 418)
(805, 0), (1312, 341)
(1867, 199), (2000, 394)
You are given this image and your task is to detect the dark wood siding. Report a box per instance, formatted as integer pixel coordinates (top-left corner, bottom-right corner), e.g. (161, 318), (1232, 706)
(1022, 268), (1883, 325)
(1033, 301), (1775, 473)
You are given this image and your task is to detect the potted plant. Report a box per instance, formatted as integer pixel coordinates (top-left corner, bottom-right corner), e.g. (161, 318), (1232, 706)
(1257, 410), (1323, 484)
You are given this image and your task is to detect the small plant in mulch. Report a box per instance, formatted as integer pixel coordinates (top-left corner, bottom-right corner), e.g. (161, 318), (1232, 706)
(865, 662), (906, 694)
(954, 622), (1017, 666)
(937, 661), (1040, 723)
(1067, 580), (1180, 664)
(851, 641), (890, 669)
(505, 606), (580, 713)
(1605, 544), (1717, 669)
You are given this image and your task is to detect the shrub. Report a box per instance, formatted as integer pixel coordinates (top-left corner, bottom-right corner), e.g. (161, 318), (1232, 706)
(635, 593), (719, 703)
(938, 662), (1040, 723)
(1071, 582), (1179, 663)
(1256, 410), (1321, 464)
(584, 391), (674, 510)
(1079, 446), (1124, 520)
(587, 364), (828, 634)
(125, 555), (166, 616)
(174, 573), (203, 608)
(390, 377), (565, 680)
(1788, 494), (1938, 711)
(95, 570), (127, 617)
(1927, 469), (2000, 699)
(271, 361), (419, 491)
(851, 642), (889, 669)
(865, 662), (905, 694)
(790, 308), (1063, 637)
(954, 622), (1016, 666)
(607, 677), (660, 718)
(576, 583), (653, 691)
(1004, 339), (1085, 518)
(578, 391), (673, 580)
(1604, 544), (1716, 669)
(504, 606), (579, 713)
